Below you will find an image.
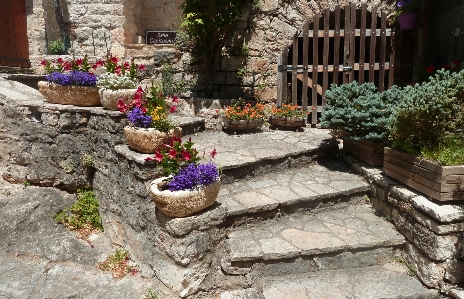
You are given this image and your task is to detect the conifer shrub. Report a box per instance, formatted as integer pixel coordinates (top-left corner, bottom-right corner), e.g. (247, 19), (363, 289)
(388, 69), (464, 165)
(320, 81), (402, 142)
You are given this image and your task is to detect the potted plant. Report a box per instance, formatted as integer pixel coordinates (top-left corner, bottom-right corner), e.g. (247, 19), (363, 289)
(320, 81), (402, 166)
(118, 85), (181, 153)
(98, 55), (146, 110)
(385, 69), (464, 201)
(38, 56), (102, 106)
(146, 137), (220, 217)
(395, 0), (421, 30)
(222, 98), (265, 130)
(269, 103), (311, 129)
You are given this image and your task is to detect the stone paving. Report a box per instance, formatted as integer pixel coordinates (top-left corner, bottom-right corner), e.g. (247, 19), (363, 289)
(225, 204), (404, 263)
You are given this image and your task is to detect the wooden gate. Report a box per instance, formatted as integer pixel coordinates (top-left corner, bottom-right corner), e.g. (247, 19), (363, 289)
(0, 0), (30, 68)
(277, 3), (395, 126)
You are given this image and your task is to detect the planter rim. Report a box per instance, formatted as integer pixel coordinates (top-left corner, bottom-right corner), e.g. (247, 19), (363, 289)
(149, 176), (220, 196)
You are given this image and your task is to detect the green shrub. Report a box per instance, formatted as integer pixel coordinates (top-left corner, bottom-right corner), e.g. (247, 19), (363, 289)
(55, 188), (103, 231)
(388, 69), (464, 164)
(320, 81), (402, 142)
(49, 39), (66, 55)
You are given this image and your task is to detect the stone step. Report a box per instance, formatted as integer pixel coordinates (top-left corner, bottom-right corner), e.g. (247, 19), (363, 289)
(156, 160), (370, 237)
(217, 264), (437, 299)
(187, 129), (339, 183)
(221, 203), (405, 276)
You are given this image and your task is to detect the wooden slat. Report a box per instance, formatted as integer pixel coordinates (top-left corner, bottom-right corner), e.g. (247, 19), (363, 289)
(302, 21), (309, 109)
(298, 28), (392, 38)
(281, 46), (288, 101)
(343, 5), (351, 84)
(0, 1), (29, 67)
(384, 148), (444, 175)
(311, 12), (320, 125)
(358, 3), (367, 84)
(378, 11), (387, 92)
(283, 62), (390, 73)
(0, 1), (6, 65)
(369, 6), (378, 83)
(333, 5), (341, 86)
(349, 3), (356, 82)
(322, 9), (330, 102)
(388, 31), (396, 88)
(292, 33), (298, 105)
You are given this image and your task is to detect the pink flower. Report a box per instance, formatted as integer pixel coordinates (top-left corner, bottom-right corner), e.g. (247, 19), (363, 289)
(168, 149), (177, 158)
(172, 95), (179, 103)
(117, 100), (128, 113)
(57, 57), (63, 63)
(154, 151), (164, 162)
(115, 65), (122, 75)
(111, 56), (118, 63)
(96, 60), (105, 67)
(139, 64), (146, 71)
(170, 105), (177, 113)
(75, 58), (83, 65)
(40, 60), (47, 66)
(210, 148), (217, 159)
(124, 61), (130, 70)
(63, 62), (71, 71)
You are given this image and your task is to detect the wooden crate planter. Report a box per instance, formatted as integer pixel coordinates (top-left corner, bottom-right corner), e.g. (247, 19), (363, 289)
(342, 137), (386, 166)
(269, 115), (306, 129)
(383, 148), (464, 201)
(222, 117), (263, 131)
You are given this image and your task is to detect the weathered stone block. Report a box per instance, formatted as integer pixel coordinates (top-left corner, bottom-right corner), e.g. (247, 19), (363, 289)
(404, 242), (446, 287)
(155, 230), (210, 266)
(446, 260), (464, 284)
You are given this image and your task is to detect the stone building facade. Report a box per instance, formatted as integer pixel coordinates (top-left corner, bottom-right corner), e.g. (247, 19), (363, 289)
(24, 0), (396, 100)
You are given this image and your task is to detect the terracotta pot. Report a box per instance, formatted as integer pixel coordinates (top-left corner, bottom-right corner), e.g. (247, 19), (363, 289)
(99, 88), (137, 110)
(149, 177), (221, 218)
(38, 81), (101, 106)
(269, 115), (306, 128)
(123, 126), (182, 153)
(222, 117), (263, 130)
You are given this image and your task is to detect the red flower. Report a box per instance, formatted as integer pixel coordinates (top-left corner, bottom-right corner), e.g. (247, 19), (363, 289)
(40, 60), (47, 66)
(170, 105), (177, 113)
(139, 64), (146, 71)
(63, 62), (72, 71)
(443, 64), (451, 70)
(168, 149), (177, 158)
(115, 65), (122, 75)
(154, 151), (164, 162)
(426, 65), (435, 73)
(172, 95), (179, 103)
(111, 56), (118, 63)
(117, 100), (128, 113)
(209, 148), (217, 159)
(181, 150), (192, 161)
(96, 60), (105, 67)
(124, 61), (130, 70)
(75, 58), (83, 65)
(453, 59), (461, 65)
(57, 57), (63, 63)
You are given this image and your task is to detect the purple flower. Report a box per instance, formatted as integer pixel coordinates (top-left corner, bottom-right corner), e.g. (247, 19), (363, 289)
(167, 163), (219, 191)
(127, 107), (153, 128)
(45, 71), (98, 86)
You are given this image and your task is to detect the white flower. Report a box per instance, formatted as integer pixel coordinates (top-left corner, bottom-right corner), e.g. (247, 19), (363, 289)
(97, 73), (137, 90)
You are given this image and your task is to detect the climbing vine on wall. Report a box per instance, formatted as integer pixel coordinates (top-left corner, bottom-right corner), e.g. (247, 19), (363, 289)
(179, 0), (252, 97)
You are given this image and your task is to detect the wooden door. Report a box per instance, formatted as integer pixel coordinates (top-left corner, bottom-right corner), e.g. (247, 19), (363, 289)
(277, 3), (395, 126)
(0, 0), (30, 68)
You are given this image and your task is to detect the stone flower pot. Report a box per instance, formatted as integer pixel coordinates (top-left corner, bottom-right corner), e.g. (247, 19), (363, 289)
(123, 126), (182, 154)
(149, 177), (221, 218)
(99, 88), (137, 110)
(222, 116), (263, 130)
(398, 13), (418, 30)
(38, 81), (101, 106)
(269, 115), (306, 128)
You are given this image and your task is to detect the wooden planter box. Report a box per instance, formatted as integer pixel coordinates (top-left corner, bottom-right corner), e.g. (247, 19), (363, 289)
(383, 148), (464, 201)
(342, 137), (386, 166)
(222, 117), (263, 130)
(269, 115), (306, 128)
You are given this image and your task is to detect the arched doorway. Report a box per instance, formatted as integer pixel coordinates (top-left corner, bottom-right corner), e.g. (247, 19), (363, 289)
(0, 0), (30, 68)
(277, 3), (395, 126)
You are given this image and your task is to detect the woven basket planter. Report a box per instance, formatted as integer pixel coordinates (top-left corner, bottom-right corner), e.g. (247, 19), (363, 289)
(222, 117), (263, 130)
(38, 81), (101, 106)
(99, 88), (137, 110)
(269, 115), (306, 128)
(149, 177), (221, 218)
(123, 126), (182, 154)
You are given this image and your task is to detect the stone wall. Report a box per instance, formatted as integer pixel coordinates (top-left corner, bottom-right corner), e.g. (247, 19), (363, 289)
(26, 0), (397, 101)
(341, 153), (464, 291)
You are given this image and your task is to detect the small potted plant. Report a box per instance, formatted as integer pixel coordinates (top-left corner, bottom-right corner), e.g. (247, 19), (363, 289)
(269, 103), (311, 129)
(394, 0), (422, 30)
(98, 54), (146, 110)
(38, 55), (102, 106)
(221, 98), (265, 131)
(118, 85), (181, 153)
(146, 137), (220, 218)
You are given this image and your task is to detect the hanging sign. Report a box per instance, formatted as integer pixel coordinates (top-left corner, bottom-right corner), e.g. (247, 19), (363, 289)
(146, 31), (177, 45)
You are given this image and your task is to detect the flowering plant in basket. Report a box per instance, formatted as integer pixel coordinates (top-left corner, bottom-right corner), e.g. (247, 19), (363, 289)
(40, 55), (100, 86)
(118, 85), (178, 132)
(271, 104), (311, 118)
(223, 98), (265, 121)
(97, 55), (146, 90)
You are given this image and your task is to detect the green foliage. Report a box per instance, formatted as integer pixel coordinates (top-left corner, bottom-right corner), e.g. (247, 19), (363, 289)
(147, 287), (158, 299)
(241, 41), (249, 56)
(55, 189), (103, 231)
(179, 0), (252, 95)
(24, 181), (31, 188)
(49, 39), (66, 55)
(97, 248), (137, 277)
(389, 69), (464, 164)
(320, 81), (402, 142)
(161, 63), (188, 96)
